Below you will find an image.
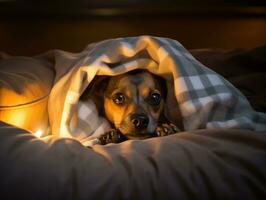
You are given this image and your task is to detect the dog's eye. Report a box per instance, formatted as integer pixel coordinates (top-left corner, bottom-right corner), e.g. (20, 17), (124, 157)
(112, 93), (125, 105)
(148, 92), (161, 106)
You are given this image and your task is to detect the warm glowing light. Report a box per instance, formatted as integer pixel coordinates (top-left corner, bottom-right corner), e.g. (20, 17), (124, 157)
(35, 129), (43, 138)
(6, 111), (27, 128)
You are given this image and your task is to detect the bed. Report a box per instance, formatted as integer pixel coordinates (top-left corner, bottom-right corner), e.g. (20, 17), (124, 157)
(0, 36), (265, 199)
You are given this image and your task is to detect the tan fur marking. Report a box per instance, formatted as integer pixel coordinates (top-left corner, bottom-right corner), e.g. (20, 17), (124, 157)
(104, 71), (164, 134)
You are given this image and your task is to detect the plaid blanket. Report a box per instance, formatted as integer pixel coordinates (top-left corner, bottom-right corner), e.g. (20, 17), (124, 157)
(48, 36), (266, 146)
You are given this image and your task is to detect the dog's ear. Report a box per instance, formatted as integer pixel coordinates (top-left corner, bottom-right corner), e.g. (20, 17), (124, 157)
(154, 74), (167, 99)
(162, 79), (184, 131)
(80, 75), (110, 116)
(80, 75), (109, 100)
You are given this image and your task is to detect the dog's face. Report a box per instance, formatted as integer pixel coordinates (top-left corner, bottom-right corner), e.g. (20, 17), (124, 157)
(103, 71), (165, 139)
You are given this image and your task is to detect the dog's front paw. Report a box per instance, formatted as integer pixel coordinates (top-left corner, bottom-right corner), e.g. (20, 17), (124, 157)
(156, 123), (180, 137)
(98, 129), (125, 145)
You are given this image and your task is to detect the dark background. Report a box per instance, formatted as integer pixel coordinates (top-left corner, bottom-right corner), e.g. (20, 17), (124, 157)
(0, 0), (266, 55)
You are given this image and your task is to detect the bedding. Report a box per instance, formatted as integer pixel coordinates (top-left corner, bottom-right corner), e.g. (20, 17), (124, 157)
(0, 122), (265, 199)
(0, 36), (266, 199)
(46, 36), (266, 146)
(190, 46), (266, 113)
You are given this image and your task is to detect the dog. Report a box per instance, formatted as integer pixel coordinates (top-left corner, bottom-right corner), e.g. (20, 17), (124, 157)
(81, 69), (182, 144)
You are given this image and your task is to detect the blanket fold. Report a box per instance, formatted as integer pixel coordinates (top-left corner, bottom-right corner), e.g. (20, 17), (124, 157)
(46, 36), (266, 145)
(1, 121), (266, 200)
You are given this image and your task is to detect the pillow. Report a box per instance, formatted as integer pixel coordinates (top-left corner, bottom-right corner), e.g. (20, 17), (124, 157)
(0, 55), (54, 134)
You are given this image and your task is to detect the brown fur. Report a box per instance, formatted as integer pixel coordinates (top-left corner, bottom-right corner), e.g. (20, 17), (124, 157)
(103, 71), (165, 138)
(81, 70), (168, 138)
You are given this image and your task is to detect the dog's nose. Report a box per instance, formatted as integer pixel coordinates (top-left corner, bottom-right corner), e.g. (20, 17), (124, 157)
(131, 114), (149, 129)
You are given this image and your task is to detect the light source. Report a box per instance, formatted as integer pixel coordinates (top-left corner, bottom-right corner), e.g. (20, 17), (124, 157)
(35, 129), (43, 138)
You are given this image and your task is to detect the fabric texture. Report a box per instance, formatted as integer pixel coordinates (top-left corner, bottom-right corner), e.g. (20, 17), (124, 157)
(47, 36), (266, 146)
(190, 46), (266, 113)
(1, 121), (265, 200)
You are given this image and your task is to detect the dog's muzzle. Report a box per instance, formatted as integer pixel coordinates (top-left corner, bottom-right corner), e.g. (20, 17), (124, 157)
(130, 114), (149, 129)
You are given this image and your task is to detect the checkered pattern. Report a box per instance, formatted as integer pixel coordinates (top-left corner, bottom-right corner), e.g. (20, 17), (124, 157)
(48, 36), (266, 145)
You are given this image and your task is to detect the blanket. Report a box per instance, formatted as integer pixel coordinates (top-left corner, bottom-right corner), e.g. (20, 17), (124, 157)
(46, 36), (266, 146)
(1, 121), (266, 200)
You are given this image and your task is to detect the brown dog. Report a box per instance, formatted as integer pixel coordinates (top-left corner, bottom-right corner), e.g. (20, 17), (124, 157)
(81, 69), (181, 144)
